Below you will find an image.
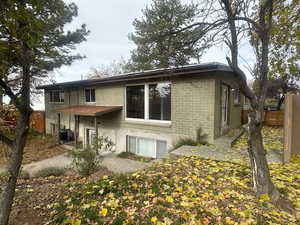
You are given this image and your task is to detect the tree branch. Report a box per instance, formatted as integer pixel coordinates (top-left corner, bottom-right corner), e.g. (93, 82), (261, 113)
(0, 78), (23, 111)
(226, 56), (258, 109)
(169, 19), (228, 36)
(235, 17), (263, 33)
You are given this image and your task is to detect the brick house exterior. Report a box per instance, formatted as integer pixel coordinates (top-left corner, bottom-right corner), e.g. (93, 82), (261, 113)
(37, 63), (243, 158)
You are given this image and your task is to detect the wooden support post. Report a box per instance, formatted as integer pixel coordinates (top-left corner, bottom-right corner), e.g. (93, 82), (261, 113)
(94, 117), (98, 148)
(74, 115), (78, 149)
(57, 113), (61, 144)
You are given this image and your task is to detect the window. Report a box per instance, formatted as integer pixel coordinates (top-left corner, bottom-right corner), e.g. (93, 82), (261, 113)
(233, 89), (241, 105)
(126, 135), (167, 158)
(126, 85), (145, 119)
(126, 82), (171, 122)
(85, 89), (96, 103)
(50, 90), (64, 103)
(149, 83), (171, 121)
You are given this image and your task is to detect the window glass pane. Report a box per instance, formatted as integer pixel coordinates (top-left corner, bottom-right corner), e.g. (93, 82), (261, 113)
(127, 136), (137, 154)
(137, 137), (156, 158)
(126, 85), (145, 119)
(85, 89), (91, 102)
(50, 92), (53, 102)
(60, 91), (64, 102)
(157, 140), (167, 158)
(91, 89), (95, 102)
(53, 91), (60, 102)
(149, 83), (171, 121)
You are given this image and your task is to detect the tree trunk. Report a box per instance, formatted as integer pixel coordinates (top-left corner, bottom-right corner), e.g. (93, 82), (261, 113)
(247, 110), (280, 201)
(0, 112), (30, 225)
(277, 94), (285, 110)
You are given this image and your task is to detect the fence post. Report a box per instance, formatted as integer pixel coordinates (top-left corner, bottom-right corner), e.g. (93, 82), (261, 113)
(283, 94), (292, 163)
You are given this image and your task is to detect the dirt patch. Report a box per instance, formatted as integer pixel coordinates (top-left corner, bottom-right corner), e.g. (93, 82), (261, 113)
(0, 134), (67, 168)
(7, 167), (113, 225)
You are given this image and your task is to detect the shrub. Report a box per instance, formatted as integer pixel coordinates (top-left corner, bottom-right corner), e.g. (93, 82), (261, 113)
(70, 136), (114, 176)
(173, 127), (208, 149)
(196, 127), (208, 145)
(34, 167), (66, 178)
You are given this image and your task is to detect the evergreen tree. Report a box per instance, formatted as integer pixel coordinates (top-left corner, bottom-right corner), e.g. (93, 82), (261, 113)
(126, 0), (209, 72)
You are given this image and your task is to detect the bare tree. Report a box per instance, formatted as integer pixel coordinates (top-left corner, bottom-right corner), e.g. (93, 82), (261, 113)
(87, 58), (127, 79)
(170, 0), (294, 209)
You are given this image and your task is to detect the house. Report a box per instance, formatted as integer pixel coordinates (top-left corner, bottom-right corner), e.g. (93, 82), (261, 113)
(37, 63), (243, 158)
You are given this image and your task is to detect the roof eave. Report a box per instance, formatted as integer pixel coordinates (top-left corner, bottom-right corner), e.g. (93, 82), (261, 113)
(37, 65), (233, 90)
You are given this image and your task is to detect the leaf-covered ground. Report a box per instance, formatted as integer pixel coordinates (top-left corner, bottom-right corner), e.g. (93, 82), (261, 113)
(51, 155), (300, 225)
(0, 132), (64, 167)
(233, 127), (284, 152)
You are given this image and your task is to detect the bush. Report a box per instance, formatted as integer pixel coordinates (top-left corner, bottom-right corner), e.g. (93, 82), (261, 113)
(196, 127), (208, 145)
(34, 167), (66, 178)
(70, 136), (114, 176)
(173, 127), (208, 149)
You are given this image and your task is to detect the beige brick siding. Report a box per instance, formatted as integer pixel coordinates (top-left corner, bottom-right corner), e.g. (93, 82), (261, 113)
(171, 77), (215, 142)
(44, 72), (242, 152)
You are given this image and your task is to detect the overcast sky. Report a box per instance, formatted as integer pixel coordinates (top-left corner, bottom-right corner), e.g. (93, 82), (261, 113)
(33, 0), (255, 109)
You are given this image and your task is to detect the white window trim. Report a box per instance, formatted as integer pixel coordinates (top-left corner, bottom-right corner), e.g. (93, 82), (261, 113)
(85, 88), (96, 103)
(127, 135), (158, 158)
(125, 82), (172, 124)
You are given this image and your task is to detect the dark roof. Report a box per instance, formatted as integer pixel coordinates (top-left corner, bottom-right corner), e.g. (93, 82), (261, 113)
(56, 106), (122, 116)
(37, 62), (233, 90)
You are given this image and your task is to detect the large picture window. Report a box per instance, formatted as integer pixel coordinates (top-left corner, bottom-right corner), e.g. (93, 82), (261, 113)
(50, 90), (64, 103)
(126, 85), (145, 119)
(126, 82), (171, 122)
(85, 89), (96, 103)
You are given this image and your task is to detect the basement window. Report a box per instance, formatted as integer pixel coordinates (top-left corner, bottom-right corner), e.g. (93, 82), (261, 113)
(126, 135), (167, 159)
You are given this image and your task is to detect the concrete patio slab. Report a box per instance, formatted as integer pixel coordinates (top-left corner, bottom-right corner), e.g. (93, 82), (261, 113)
(171, 145), (283, 164)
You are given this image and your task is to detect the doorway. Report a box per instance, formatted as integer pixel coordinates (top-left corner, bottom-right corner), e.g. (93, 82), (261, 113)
(85, 128), (96, 146)
(221, 84), (230, 134)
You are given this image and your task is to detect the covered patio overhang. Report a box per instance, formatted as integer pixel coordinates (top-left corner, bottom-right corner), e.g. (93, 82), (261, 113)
(55, 105), (122, 148)
(56, 105), (122, 117)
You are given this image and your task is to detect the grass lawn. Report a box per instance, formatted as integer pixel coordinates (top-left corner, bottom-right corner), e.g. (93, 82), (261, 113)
(50, 155), (300, 225)
(0, 132), (67, 167)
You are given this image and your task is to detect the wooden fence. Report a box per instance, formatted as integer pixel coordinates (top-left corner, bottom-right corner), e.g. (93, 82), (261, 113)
(30, 111), (45, 133)
(264, 110), (284, 126)
(284, 94), (300, 163)
(241, 110), (284, 126)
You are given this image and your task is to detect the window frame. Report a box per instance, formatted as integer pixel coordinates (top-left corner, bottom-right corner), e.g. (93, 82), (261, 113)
(125, 82), (172, 124)
(126, 135), (167, 158)
(49, 90), (64, 103)
(233, 88), (241, 106)
(85, 88), (96, 103)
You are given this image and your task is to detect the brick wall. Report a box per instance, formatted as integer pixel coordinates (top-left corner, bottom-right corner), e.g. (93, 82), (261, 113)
(44, 72), (242, 150)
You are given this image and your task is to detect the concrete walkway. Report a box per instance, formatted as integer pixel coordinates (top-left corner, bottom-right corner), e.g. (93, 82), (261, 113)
(171, 145), (283, 164)
(1, 152), (151, 177)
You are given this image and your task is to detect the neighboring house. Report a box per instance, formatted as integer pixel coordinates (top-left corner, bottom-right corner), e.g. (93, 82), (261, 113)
(37, 63), (243, 158)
